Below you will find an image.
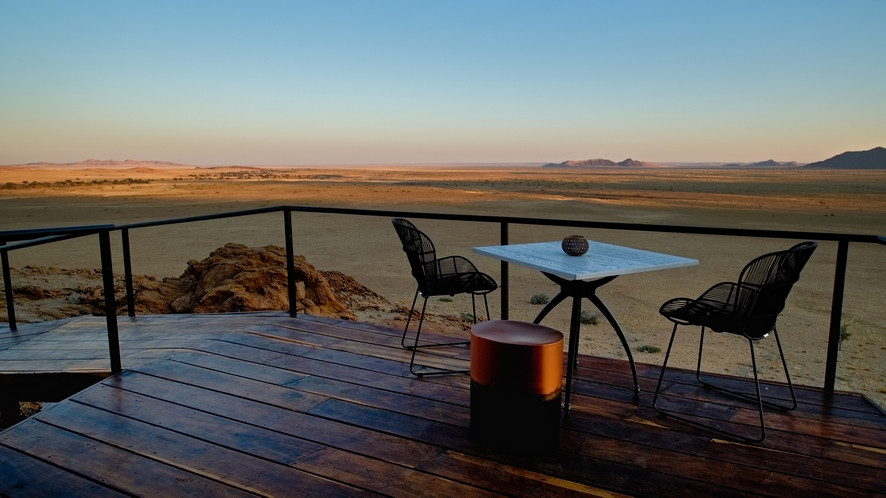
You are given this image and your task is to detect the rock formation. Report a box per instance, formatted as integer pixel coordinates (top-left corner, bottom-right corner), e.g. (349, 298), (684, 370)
(0, 243), (395, 323)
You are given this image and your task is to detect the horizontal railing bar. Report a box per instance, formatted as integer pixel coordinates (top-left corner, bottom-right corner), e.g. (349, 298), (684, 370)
(0, 224), (115, 242)
(115, 206), (283, 231)
(112, 205), (883, 245)
(0, 228), (114, 253)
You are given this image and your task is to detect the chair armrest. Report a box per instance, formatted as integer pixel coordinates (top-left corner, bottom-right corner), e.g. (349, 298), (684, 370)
(433, 255), (481, 276)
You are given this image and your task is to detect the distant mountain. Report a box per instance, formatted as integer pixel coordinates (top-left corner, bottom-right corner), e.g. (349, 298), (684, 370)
(722, 159), (801, 169)
(542, 158), (664, 168)
(14, 159), (186, 168)
(803, 147), (886, 169)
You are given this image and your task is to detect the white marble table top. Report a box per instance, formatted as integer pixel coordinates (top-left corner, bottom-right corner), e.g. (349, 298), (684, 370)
(473, 240), (698, 281)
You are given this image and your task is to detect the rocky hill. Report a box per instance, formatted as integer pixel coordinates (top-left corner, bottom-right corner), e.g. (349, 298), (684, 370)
(542, 158), (664, 168)
(803, 147), (886, 169)
(0, 244), (409, 326)
(722, 159), (803, 168)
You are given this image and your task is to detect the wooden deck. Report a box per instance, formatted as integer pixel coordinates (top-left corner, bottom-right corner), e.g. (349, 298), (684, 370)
(1, 313), (885, 497)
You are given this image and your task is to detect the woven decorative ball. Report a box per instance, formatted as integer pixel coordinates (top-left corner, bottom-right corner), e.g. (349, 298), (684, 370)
(561, 235), (589, 256)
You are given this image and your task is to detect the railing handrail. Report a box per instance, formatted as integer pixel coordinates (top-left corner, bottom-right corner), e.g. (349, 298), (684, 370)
(0, 224), (116, 247)
(2, 205), (884, 392)
(5, 207), (882, 246)
(0, 226), (116, 253)
(113, 205), (885, 244)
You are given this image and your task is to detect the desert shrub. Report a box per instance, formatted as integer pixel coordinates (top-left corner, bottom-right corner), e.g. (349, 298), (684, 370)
(460, 312), (475, 322)
(636, 345), (661, 354)
(530, 293), (549, 305)
(839, 324), (851, 350)
(438, 297), (453, 302)
(579, 311), (599, 325)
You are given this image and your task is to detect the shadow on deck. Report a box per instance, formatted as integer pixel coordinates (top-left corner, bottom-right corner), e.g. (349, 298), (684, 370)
(1, 313), (884, 496)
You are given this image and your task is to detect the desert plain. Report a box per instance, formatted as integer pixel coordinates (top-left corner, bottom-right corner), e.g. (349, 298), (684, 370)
(1, 164), (885, 409)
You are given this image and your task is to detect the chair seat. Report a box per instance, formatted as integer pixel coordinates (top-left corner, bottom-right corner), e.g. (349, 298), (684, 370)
(426, 273), (497, 297)
(660, 298), (776, 339)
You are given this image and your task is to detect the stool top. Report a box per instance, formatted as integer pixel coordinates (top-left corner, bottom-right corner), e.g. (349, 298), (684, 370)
(472, 320), (563, 346)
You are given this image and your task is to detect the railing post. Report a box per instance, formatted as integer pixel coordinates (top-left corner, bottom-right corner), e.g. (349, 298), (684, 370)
(500, 222), (508, 320)
(99, 230), (122, 374)
(1, 241), (16, 331)
(122, 228), (135, 317)
(824, 239), (849, 392)
(284, 209), (297, 317)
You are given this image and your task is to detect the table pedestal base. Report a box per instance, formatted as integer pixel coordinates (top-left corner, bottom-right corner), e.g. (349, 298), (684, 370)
(533, 273), (640, 412)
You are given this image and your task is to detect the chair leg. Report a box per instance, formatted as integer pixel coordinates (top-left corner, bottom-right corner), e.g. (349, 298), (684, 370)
(652, 323), (680, 414)
(654, 323), (767, 443)
(772, 327), (798, 410)
(483, 294), (490, 321)
(746, 337), (766, 442)
(401, 288), (421, 349)
(697, 328), (797, 412)
(404, 295), (469, 378)
(695, 326), (707, 384)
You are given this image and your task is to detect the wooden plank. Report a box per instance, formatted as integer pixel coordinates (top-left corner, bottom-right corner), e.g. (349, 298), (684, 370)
(564, 403), (886, 480)
(186, 338), (469, 405)
(128, 361), (329, 413)
(572, 431), (874, 497)
(576, 354), (882, 413)
(417, 450), (632, 498)
(306, 398), (752, 498)
(566, 384), (886, 472)
(644, 372), (886, 427)
(66, 384), (500, 498)
(143, 354), (471, 427)
(327, 391), (880, 497)
(650, 387), (886, 446)
(88, 372), (588, 497)
(569, 374), (886, 447)
(35, 400), (381, 497)
(97, 371), (451, 469)
(0, 444), (128, 497)
(0, 418), (257, 497)
(265, 319), (474, 362)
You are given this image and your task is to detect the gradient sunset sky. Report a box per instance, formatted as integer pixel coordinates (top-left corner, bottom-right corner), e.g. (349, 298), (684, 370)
(1, 1), (884, 166)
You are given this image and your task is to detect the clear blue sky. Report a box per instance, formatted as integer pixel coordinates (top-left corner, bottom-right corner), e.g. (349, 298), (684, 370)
(1, 1), (884, 165)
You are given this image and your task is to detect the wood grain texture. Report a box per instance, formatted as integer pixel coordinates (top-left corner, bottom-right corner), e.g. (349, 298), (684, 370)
(1, 313), (885, 497)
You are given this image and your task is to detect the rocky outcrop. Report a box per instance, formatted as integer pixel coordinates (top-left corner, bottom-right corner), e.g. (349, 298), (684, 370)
(153, 243), (355, 319)
(0, 244), (394, 323)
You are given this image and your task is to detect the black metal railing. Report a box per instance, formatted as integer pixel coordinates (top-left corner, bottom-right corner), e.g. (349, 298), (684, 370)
(2, 206), (884, 391)
(1, 225), (122, 373)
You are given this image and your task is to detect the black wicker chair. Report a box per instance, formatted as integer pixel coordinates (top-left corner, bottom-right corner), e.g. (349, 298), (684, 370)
(652, 241), (817, 443)
(392, 218), (497, 377)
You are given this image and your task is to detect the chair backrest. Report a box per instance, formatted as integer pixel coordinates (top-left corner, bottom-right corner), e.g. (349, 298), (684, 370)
(392, 218), (438, 294)
(737, 241), (817, 330)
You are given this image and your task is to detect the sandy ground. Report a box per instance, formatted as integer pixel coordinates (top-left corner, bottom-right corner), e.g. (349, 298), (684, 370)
(1, 165), (885, 408)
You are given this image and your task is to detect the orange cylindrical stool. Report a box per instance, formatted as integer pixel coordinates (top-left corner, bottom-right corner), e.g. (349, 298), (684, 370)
(470, 320), (563, 452)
